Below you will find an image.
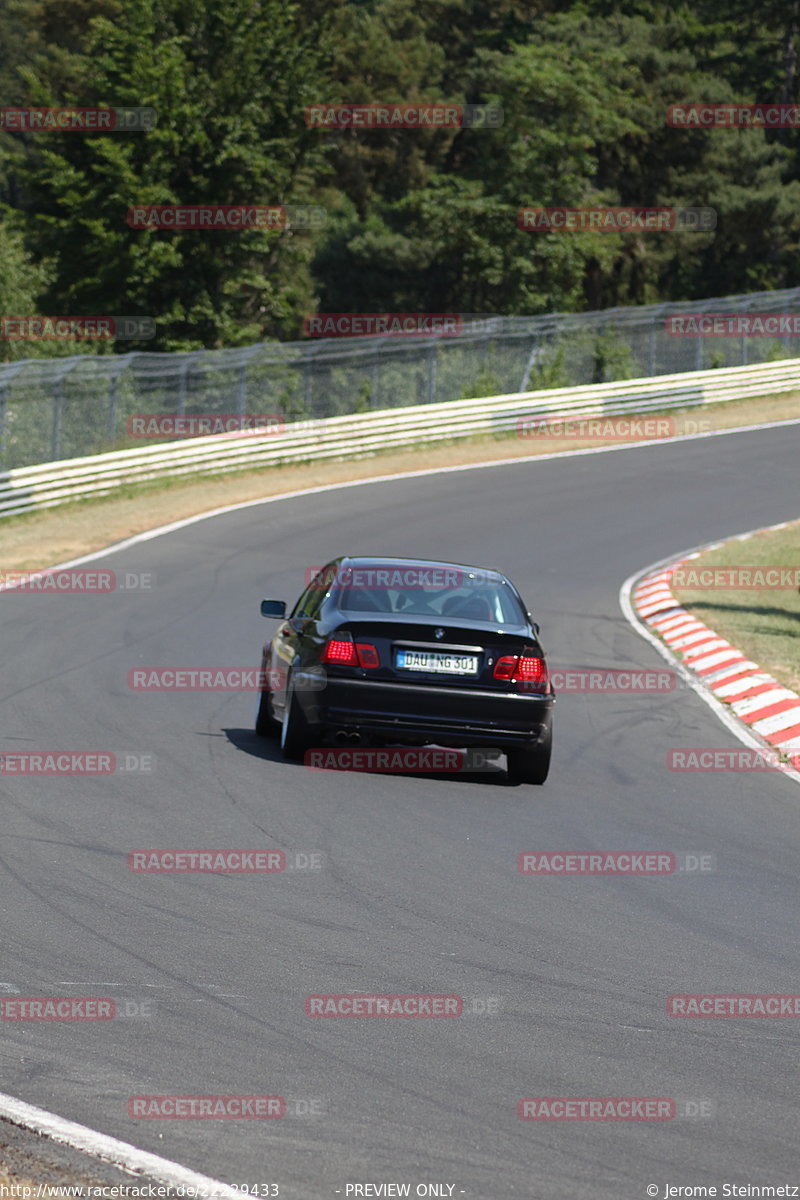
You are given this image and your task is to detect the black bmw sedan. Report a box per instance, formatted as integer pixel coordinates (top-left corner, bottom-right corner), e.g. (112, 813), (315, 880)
(255, 556), (554, 784)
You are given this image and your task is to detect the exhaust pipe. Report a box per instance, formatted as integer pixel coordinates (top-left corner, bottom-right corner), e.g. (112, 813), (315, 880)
(348, 731), (362, 745)
(334, 730), (349, 744)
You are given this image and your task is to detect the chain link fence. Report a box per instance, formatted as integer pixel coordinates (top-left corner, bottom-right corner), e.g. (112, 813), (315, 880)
(2, 285), (800, 469)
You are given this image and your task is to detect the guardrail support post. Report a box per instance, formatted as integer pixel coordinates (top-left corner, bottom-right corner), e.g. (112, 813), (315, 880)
(107, 372), (119, 442)
(303, 353), (313, 414)
(371, 342), (380, 409)
(51, 377), (63, 461)
(520, 336), (540, 392)
(178, 360), (188, 415)
(236, 364), (246, 415)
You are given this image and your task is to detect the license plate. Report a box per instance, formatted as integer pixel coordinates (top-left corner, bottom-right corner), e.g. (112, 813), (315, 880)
(395, 649), (479, 675)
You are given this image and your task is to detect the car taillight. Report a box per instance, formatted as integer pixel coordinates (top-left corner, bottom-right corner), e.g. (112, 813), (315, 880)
(355, 643), (380, 669)
(515, 655), (548, 685)
(322, 637), (358, 665)
(493, 654), (548, 688)
(322, 637), (380, 668)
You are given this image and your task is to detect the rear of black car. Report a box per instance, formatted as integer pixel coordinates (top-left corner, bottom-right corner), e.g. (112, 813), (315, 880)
(283, 558), (554, 782)
(306, 615), (552, 751)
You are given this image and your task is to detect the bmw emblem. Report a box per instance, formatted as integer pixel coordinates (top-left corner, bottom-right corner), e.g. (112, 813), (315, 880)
(434, 628), (445, 639)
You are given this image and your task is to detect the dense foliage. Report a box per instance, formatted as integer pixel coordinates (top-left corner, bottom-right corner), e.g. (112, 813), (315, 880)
(1, 0), (799, 351)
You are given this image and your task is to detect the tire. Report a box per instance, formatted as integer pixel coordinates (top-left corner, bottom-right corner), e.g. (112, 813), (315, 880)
(255, 685), (275, 737)
(506, 726), (551, 785)
(255, 656), (278, 737)
(280, 675), (313, 761)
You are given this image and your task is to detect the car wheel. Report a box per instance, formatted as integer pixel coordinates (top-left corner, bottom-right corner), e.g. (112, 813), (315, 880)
(506, 727), (551, 785)
(280, 675), (313, 760)
(255, 658), (278, 738)
(255, 685), (275, 737)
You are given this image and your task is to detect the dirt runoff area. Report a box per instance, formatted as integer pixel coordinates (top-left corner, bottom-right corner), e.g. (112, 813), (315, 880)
(2, 391), (799, 574)
(0, 1116), (172, 1194)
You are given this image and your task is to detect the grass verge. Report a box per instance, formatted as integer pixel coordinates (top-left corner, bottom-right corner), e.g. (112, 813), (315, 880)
(671, 519), (800, 694)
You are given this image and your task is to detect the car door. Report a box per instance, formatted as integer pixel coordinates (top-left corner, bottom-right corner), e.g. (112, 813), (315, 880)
(268, 569), (329, 712)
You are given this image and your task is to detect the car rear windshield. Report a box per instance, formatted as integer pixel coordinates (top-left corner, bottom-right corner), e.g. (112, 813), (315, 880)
(332, 565), (526, 624)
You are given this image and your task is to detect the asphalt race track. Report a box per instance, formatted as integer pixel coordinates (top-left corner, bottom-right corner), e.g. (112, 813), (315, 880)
(2, 424), (800, 1199)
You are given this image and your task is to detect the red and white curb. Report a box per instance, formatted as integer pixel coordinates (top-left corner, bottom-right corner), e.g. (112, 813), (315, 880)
(620, 521), (800, 784)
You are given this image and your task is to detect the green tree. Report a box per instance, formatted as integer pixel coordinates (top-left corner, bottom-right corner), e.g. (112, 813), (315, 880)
(0, 211), (93, 360)
(14, 0), (332, 349)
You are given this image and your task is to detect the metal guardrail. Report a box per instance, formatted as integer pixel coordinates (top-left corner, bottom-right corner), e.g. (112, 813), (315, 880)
(0, 358), (797, 519)
(4, 284), (800, 470)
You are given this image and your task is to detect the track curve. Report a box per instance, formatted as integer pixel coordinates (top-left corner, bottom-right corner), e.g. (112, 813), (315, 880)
(2, 424), (800, 1198)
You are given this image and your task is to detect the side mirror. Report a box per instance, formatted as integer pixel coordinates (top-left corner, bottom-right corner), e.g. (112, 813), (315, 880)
(261, 598), (287, 619)
(532, 621), (540, 637)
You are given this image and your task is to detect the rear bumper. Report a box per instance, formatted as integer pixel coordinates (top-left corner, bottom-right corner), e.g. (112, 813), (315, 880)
(299, 675), (553, 747)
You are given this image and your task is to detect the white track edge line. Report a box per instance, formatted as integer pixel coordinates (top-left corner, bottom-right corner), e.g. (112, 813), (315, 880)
(619, 524), (800, 788)
(5, 414), (800, 581)
(0, 1091), (240, 1196)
